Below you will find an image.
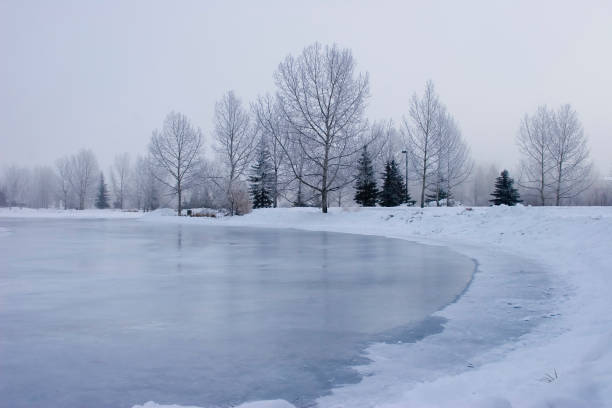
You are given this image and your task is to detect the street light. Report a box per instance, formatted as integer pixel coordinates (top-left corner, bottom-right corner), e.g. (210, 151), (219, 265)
(401, 150), (409, 205)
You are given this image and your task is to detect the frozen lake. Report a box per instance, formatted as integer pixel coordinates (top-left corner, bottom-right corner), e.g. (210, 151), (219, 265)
(0, 218), (474, 408)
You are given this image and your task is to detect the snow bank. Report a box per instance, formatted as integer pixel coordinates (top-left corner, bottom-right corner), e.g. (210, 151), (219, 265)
(3, 205), (612, 407)
(134, 400), (294, 408)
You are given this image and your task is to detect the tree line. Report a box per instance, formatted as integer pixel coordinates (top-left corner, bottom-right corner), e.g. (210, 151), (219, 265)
(1, 43), (609, 212)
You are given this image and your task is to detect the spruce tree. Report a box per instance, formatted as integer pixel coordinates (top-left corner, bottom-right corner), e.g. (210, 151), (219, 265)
(425, 188), (449, 205)
(379, 160), (405, 207)
(248, 142), (274, 209)
(95, 172), (110, 209)
(353, 146), (378, 206)
(490, 170), (522, 206)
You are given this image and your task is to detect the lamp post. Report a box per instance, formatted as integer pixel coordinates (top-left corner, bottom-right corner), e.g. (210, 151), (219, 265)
(401, 150), (409, 204)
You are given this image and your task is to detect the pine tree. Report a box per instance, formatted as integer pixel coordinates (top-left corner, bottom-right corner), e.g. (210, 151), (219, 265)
(248, 142), (274, 209)
(353, 146), (379, 206)
(490, 170), (522, 206)
(379, 160), (406, 207)
(95, 172), (110, 209)
(425, 186), (449, 205)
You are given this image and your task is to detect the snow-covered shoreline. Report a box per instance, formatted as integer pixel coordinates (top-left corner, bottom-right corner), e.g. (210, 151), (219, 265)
(2, 206), (611, 408)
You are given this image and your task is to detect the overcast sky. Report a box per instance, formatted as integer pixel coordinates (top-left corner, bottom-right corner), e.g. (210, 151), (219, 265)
(1, 0), (611, 173)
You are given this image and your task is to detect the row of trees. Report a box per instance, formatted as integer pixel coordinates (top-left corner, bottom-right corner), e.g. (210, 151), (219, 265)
(0, 150), (162, 211)
(145, 44), (473, 214)
(0, 43), (606, 212)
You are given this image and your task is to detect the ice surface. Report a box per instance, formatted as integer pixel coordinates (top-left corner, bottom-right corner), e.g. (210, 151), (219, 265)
(0, 218), (473, 408)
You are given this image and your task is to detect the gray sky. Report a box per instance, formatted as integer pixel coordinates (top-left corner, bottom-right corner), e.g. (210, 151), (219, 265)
(1, 0), (611, 173)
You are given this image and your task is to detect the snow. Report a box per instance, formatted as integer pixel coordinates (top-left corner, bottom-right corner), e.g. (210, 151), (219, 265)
(2, 205), (611, 407)
(133, 400), (295, 408)
(0, 207), (143, 219)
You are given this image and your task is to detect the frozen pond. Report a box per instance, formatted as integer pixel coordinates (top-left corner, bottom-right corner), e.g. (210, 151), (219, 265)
(0, 218), (474, 408)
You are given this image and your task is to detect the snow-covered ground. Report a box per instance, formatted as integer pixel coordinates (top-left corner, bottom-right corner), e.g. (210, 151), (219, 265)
(1, 205), (611, 408)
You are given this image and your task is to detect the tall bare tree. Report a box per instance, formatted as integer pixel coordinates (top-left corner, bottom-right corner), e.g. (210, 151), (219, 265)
(274, 42), (370, 213)
(3, 165), (30, 207)
(55, 156), (73, 209)
(133, 155), (161, 211)
(437, 111), (473, 205)
(110, 153), (131, 209)
(149, 111), (202, 215)
(549, 104), (592, 205)
(214, 90), (256, 215)
(69, 149), (99, 210)
(30, 166), (57, 208)
(517, 106), (554, 205)
(517, 104), (592, 206)
(252, 94), (289, 208)
(402, 80), (444, 208)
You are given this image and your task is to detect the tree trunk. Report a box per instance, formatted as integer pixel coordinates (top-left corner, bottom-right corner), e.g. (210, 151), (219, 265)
(273, 169), (278, 208)
(177, 182), (182, 216)
(321, 146), (329, 213)
(420, 162), (427, 208)
(321, 189), (328, 213)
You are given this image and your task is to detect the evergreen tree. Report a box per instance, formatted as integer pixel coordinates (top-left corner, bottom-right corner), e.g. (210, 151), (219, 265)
(95, 172), (110, 209)
(425, 187), (449, 205)
(353, 146), (379, 206)
(490, 170), (522, 206)
(379, 160), (405, 207)
(248, 142), (274, 209)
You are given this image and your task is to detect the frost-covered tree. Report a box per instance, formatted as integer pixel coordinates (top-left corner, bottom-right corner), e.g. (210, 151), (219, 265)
(248, 140), (274, 209)
(215, 91), (256, 215)
(274, 42), (370, 213)
(133, 155), (161, 211)
(490, 170), (521, 206)
(549, 104), (592, 205)
(30, 166), (57, 208)
(402, 81), (444, 208)
(95, 172), (110, 209)
(379, 160), (405, 207)
(69, 149), (99, 210)
(252, 94), (290, 208)
(149, 111), (202, 215)
(517, 106), (554, 205)
(353, 146), (378, 206)
(55, 156), (74, 209)
(518, 104), (592, 206)
(110, 153), (131, 209)
(436, 110), (472, 206)
(3, 165), (30, 207)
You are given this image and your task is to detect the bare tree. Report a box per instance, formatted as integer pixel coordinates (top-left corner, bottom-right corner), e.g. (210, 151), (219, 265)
(110, 153), (131, 209)
(55, 156), (73, 209)
(214, 90), (256, 215)
(438, 111), (473, 206)
(468, 163), (499, 206)
(252, 94), (290, 208)
(69, 149), (99, 210)
(517, 106), (555, 205)
(3, 165), (30, 207)
(274, 42), (370, 213)
(549, 104), (592, 205)
(132, 155), (161, 211)
(30, 166), (57, 208)
(402, 80), (444, 208)
(149, 111), (202, 215)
